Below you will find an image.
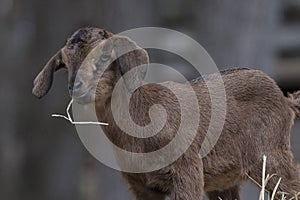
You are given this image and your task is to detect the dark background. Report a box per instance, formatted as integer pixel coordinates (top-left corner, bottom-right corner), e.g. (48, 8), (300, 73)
(0, 0), (300, 199)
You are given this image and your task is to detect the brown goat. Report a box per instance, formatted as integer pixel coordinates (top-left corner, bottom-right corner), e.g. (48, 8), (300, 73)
(32, 27), (300, 200)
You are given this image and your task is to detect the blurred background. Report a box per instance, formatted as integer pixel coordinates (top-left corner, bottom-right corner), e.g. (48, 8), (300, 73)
(0, 0), (300, 199)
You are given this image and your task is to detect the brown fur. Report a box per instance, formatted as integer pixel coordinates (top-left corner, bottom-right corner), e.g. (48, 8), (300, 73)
(33, 27), (300, 200)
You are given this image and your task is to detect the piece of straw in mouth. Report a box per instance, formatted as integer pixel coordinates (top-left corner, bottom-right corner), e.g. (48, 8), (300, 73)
(51, 99), (108, 126)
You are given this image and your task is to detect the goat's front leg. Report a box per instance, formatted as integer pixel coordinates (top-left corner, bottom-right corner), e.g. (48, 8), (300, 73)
(130, 186), (166, 200)
(170, 155), (204, 200)
(207, 185), (240, 200)
(134, 191), (166, 200)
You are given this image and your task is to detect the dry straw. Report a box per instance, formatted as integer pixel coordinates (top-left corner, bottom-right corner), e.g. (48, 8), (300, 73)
(51, 99), (109, 126)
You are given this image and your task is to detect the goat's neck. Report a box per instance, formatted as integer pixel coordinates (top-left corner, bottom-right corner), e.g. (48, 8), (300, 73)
(95, 85), (154, 149)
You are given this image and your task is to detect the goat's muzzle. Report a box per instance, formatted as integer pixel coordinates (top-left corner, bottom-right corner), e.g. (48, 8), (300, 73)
(69, 81), (95, 105)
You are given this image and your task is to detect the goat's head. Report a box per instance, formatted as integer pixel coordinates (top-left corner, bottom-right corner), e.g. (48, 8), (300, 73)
(32, 27), (149, 104)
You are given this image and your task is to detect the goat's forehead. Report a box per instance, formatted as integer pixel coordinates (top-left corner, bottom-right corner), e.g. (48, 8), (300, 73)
(71, 28), (103, 38)
(66, 28), (102, 45)
(73, 29), (89, 39)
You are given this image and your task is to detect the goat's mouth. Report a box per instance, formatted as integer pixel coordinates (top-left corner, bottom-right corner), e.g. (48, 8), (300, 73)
(72, 88), (95, 105)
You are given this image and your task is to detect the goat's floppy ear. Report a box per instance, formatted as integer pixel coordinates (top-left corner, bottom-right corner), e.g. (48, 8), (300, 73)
(32, 50), (65, 98)
(112, 36), (148, 93)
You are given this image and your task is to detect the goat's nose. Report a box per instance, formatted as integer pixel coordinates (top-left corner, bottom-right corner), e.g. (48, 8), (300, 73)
(68, 81), (83, 94)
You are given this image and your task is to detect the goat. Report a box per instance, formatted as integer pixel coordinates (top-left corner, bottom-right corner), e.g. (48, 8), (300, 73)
(32, 27), (300, 200)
